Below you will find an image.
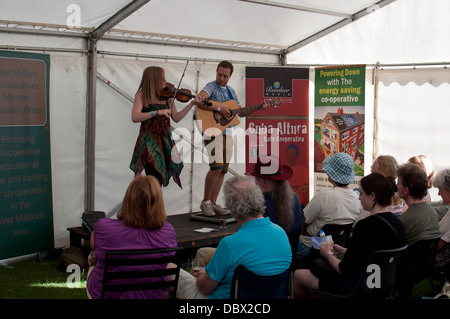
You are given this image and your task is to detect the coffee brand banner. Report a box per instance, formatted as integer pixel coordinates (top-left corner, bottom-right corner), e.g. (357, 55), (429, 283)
(245, 67), (310, 206)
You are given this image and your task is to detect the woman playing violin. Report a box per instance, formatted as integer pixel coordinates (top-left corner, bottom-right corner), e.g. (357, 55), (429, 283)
(130, 66), (202, 188)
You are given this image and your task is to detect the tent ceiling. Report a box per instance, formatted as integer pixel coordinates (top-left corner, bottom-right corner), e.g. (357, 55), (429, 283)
(0, 0), (396, 58)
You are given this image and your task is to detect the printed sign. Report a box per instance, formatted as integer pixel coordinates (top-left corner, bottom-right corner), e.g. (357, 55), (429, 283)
(0, 50), (53, 260)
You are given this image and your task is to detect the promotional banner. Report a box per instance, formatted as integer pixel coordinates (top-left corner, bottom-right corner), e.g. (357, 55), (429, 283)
(245, 67), (309, 206)
(314, 65), (366, 192)
(0, 50), (53, 260)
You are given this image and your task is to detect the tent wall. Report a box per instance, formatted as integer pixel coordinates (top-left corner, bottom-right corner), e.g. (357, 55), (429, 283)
(375, 67), (450, 201)
(49, 55), (87, 247)
(97, 39), (280, 65)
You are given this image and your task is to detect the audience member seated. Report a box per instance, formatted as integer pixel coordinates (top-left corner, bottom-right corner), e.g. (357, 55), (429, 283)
(370, 154), (404, 215)
(403, 155), (435, 212)
(86, 176), (178, 299)
(397, 163), (440, 245)
(176, 175), (292, 299)
(296, 153), (361, 262)
(432, 168), (450, 279)
(293, 173), (405, 298)
(249, 155), (305, 257)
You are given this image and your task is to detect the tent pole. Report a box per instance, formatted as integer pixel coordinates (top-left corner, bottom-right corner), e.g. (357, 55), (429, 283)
(85, 38), (97, 212)
(84, 0), (151, 213)
(190, 68), (201, 214)
(372, 62), (381, 162)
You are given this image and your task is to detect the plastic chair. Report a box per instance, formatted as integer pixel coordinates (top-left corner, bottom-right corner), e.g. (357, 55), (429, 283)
(295, 223), (353, 268)
(287, 229), (301, 262)
(101, 246), (183, 299)
(230, 265), (290, 299)
(321, 223), (354, 247)
(395, 234), (441, 298)
(312, 245), (408, 299)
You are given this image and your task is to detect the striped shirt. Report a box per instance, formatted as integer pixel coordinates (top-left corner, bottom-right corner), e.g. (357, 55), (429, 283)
(202, 81), (240, 105)
(201, 81), (240, 135)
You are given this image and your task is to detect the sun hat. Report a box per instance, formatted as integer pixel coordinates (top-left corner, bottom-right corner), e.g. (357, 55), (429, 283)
(249, 155), (293, 181)
(322, 152), (355, 185)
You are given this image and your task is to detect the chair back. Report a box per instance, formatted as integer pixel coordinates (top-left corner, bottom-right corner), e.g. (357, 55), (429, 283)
(297, 223), (354, 265)
(101, 246), (182, 299)
(351, 245), (408, 299)
(230, 265), (289, 299)
(311, 245), (408, 299)
(321, 223), (353, 247)
(287, 229), (301, 261)
(396, 234), (441, 290)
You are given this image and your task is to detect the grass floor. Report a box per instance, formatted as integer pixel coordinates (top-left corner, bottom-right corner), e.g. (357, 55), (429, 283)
(0, 257), (445, 299)
(0, 259), (88, 299)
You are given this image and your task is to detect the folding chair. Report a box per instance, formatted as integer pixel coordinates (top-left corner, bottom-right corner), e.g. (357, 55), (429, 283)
(101, 246), (183, 299)
(230, 265), (290, 299)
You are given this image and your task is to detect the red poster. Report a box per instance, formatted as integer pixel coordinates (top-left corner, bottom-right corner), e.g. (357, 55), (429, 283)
(245, 67), (309, 206)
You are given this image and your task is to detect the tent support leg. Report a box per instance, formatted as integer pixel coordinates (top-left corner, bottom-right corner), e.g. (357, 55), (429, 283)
(85, 39), (97, 212)
(372, 62), (380, 161)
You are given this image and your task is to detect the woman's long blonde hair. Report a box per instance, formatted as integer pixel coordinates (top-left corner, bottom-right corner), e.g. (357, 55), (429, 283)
(408, 155), (435, 189)
(137, 66), (165, 108)
(117, 175), (167, 230)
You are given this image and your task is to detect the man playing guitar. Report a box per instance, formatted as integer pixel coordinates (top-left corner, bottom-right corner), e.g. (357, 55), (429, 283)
(194, 60), (268, 216)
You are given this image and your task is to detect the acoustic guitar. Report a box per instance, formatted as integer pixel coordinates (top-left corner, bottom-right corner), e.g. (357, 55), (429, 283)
(194, 98), (280, 136)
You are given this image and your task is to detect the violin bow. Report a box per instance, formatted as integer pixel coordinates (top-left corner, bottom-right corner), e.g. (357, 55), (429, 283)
(169, 60), (189, 110)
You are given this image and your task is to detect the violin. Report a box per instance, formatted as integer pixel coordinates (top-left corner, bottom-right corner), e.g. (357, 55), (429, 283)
(159, 82), (212, 106)
(159, 82), (193, 102)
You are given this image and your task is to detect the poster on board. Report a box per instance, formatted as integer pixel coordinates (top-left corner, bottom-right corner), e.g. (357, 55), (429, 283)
(245, 67), (309, 206)
(314, 65), (366, 193)
(0, 50), (53, 260)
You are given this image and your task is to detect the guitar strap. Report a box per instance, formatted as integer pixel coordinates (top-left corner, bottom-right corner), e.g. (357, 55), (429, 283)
(215, 81), (235, 102)
(225, 85), (235, 101)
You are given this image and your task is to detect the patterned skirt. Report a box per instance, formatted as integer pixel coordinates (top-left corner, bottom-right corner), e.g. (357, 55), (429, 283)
(129, 105), (183, 188)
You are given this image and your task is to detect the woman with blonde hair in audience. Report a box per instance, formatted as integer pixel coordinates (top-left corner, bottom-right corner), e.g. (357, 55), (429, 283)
(401, 155), (435, 213)
(371, 155), (404, 215)
(408, 155), (435, 203)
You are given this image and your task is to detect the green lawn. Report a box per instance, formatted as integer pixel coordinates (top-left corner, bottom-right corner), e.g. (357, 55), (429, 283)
(0, 259), (88, 299)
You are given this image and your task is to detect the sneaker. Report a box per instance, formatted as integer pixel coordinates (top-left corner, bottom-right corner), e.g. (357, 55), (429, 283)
(213, 204), (231, 216)
(200, 201), (215, 216)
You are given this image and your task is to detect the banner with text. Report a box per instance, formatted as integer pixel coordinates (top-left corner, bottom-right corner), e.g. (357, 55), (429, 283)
(314, 65), (366, 193)
(0, 50), (53, 260)
(245, 67), (310, 206)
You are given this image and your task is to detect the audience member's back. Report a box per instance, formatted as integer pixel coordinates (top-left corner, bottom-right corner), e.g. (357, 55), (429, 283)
(397, 163), (440, 245)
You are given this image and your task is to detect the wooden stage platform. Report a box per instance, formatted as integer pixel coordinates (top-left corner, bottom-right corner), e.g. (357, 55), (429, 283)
(67, 212), (239, 250)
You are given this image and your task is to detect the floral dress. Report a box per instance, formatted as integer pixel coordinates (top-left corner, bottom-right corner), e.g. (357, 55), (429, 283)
(129, 103), (183, 188)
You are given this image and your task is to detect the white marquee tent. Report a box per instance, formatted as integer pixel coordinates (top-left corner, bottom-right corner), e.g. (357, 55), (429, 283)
(0, 0), (449, 254)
